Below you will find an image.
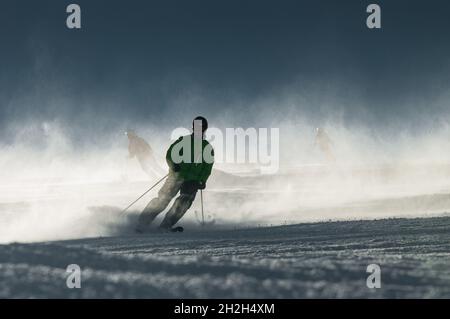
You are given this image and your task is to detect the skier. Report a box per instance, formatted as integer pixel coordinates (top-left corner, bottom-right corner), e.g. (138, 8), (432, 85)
(314, 127), (335, 162)
(126, 129), (165, 178)
(135, 116), (214, 232)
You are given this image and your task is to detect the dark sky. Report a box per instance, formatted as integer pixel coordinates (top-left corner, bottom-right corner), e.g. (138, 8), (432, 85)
(1, 0), (450, 142)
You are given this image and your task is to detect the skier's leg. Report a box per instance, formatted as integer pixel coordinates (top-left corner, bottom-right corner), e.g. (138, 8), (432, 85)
(159, 182), (198, 229)
(136, 174), (183, 231)
(139, 155), (166, 179)
(150, 157), (167, 176)
(138, 157), (157, 179)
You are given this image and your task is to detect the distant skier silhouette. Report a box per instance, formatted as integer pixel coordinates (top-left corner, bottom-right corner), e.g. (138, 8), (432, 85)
(314, 127), (335, 162)
(126, 130), (165, 178)
(135, 116), (214, 232)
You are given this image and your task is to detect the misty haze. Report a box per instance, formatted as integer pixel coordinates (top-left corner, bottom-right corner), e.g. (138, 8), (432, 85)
(0, 0), (450, 299)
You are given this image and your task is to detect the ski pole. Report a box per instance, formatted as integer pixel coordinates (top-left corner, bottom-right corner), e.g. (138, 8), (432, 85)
(200, 189), (205, 226)
(120, 173), (169, 216)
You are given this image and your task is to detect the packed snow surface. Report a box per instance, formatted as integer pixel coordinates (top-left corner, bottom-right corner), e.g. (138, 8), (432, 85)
(1, 216), (450, 298)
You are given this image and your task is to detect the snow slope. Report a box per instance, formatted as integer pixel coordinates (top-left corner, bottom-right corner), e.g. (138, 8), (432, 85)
(1, 216), (450, 298)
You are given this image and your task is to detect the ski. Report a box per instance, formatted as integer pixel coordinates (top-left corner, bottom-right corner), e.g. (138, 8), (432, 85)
(135, 226), (184, 234)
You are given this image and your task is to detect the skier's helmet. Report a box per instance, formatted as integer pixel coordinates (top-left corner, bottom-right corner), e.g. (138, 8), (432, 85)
(125, 129), (136, 137)
(193, 116), (208, 133)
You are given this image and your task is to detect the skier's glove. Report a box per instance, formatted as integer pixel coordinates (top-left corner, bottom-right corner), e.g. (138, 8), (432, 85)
(197, 181), (206, 190)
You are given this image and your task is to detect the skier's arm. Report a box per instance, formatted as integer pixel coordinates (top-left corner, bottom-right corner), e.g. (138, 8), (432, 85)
(201, 162), (213, 184)
(166, 143), (176, 171)
(166, 138), (181, 172)
(200, 143), (214, 184)
(128, 143), (136, 158)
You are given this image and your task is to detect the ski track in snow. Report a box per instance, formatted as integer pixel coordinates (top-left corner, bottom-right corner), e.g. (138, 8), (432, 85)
(1, 216), (450, 298)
